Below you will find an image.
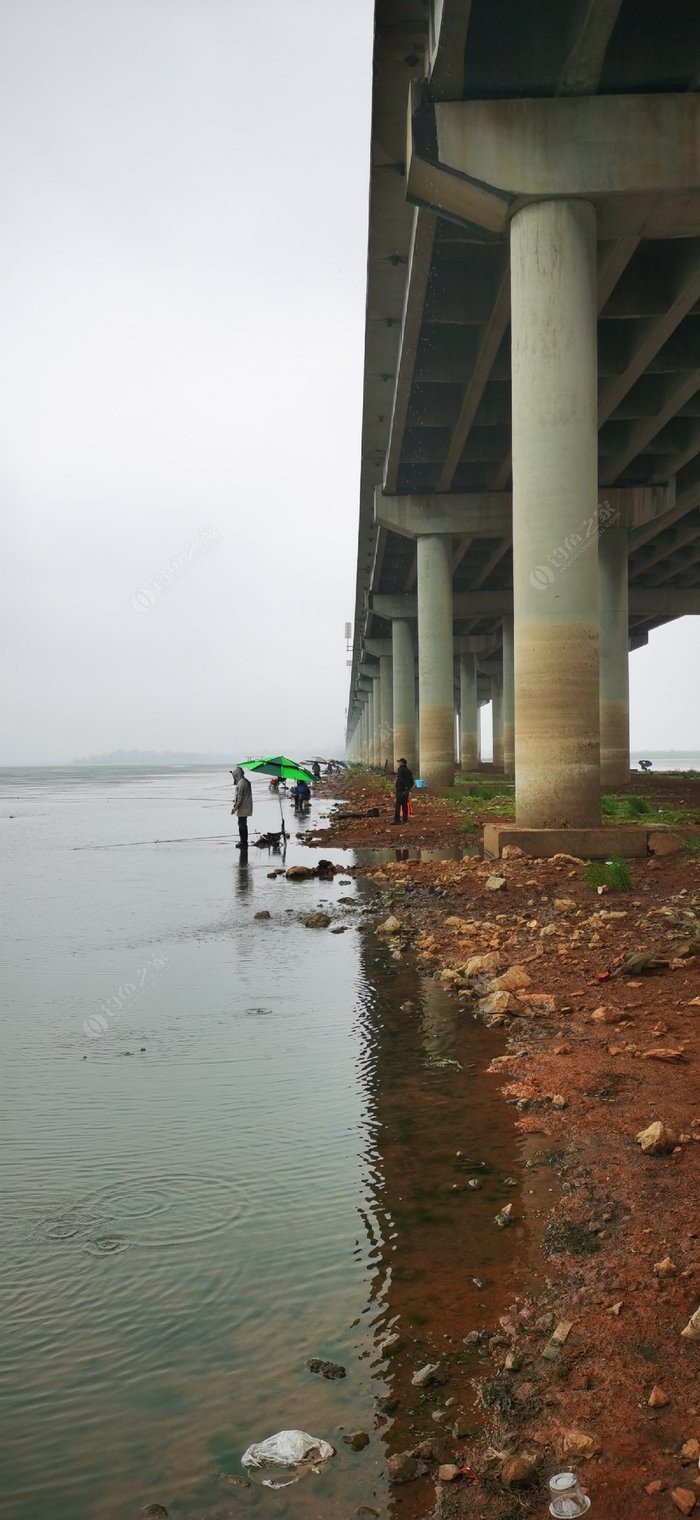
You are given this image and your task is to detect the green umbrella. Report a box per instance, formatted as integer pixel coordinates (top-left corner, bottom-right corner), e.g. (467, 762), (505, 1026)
(238, 755), (315, 783)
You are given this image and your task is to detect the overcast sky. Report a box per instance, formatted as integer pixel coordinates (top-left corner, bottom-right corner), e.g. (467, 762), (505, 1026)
(1, 0), (698, 764)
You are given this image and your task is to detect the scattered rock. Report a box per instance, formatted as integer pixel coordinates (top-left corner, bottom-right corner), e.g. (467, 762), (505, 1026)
(343, 1431), (370, 1452)
(681, 1307), (700, 1341)
(551, 1094), (568, 1110)
(590, 1004), (623, 1024)
(300, 912), (331, 929)
(387, 1452), (418, 1484)
(636, 1121), (677, 1154)
(642, 1047), (687, 1062)
(411, 1361), (442, 1388)
(653, 1256), (678, 1278)
(438, 1464), (460, 1482)
(254, 910), (271, 920)
(681, 1439), (700, 1462)
(504, 1351), (522, 1371)
(648, 831), (685, 857)
(646, 1480), (664, 1495)
(218, 1474), (251, 1490)
(452, 1418), (471, 1439)
(306, 1357), (346, 1380)
(376, 1394), (398, 1415)
(502, 844), (526, 858)
(562, 1430), (599, 1459)
(464, 952), (501, 976)
(463, 1330), (483, 1347)
(671, 1488), (697, 1516)
(400, 1000), (417, 1013)
(501, 1454), (539, 1487)
(553, 898), (577, 914)
(141, 1509), (168, 1518)
(377, 916), (402, 936)
(485, 875), (507, 892)
(648, 1384), (671, 1407)
(479, 990), (516, 1017)
(489, 964), (532, 992)
(468, 1177), (482, 1190)
(286, 866), (315, 881)
(495, 1203), (514, 1228)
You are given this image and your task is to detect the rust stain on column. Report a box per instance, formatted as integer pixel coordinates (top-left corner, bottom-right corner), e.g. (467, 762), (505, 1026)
(517, 620), (600, 826)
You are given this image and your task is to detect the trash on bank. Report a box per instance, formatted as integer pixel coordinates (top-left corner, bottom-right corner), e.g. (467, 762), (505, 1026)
(241, 1429), (334, 1488)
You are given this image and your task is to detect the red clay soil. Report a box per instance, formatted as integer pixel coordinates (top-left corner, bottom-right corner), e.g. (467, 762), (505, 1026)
(306, 774), (700, 1520)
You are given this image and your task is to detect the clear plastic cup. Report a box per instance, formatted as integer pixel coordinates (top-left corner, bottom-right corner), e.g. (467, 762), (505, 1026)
(548, 1471), (591, 1517)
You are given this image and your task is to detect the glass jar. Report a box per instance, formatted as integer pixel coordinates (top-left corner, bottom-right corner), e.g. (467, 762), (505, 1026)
(548, 1471), (591, 1518)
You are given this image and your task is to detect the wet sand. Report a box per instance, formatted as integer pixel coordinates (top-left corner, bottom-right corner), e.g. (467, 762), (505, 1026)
(303, 771), (700, 1519)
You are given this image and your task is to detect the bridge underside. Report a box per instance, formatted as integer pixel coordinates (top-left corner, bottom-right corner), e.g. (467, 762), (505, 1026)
(347, 0), (700, 829)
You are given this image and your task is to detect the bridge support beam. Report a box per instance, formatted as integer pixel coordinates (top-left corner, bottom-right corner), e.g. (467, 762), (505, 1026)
(379, 652), (394, 770)
(491, 672), (503, 770)
(599, 526), (631, 786)
(392, 618), (417, 771)
(511, 198), (601, 826)
(417, 534), (454, 788)
(459, 652), (478, 771)
(502, 615), (515, 777)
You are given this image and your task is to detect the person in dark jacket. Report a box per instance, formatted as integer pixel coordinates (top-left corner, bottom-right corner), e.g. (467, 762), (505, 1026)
(392, 758), (414, 824)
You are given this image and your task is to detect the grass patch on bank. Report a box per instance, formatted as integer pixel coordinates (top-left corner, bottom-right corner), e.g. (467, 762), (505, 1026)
(602, 790), (699, 826)
(584, 856), (632, 892)
(442, 776), (516, 822)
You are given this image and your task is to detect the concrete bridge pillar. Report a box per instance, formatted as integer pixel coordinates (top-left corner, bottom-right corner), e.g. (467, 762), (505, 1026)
(392, 618), (416, 771)
(491, 672), (504, 770)
(369, 675), (382, 767)
(502, 616), (515, 777)
(417, 534), (454, 789)
(511, 198), (600, 826)
(459, 652), (478, 772)
(599, 526), (630, 787)
(379, 652), (394, 770)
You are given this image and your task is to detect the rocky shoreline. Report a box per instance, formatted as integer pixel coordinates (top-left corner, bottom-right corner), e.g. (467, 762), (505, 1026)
(304, 773), (700, 1519)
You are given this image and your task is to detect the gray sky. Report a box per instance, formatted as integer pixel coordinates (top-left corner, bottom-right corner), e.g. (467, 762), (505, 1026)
(1, 0), (698, 763)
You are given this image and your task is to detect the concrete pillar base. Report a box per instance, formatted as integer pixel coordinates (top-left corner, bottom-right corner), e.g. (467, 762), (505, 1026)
(483, 821), (649, 859)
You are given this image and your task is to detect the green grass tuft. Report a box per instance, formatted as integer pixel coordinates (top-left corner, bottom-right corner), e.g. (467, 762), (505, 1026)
(584, 855), (632, 892)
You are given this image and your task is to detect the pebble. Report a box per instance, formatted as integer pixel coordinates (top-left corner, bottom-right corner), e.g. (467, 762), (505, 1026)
(343, 1431), (370, 1451)
(438, 1463), (459, 1482)
(411, 1361), (441, 1388)
(671, 1489), (697, 1516)
(306, 1357), (346, 1380)
(648, 1384), (671, 1407)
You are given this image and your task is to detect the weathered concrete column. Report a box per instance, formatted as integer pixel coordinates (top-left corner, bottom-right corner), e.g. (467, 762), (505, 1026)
(511, 198), (600, 826)
(502, 616), (515, 777)
(599, 526), (630, 787)
(369, 679), (381, 768)
(459, 653), (478, 772)
(492, 673), (504, 770)
(378, 653), (394, 770)
(392, 618), (416, 770)
(417, 534), (454, 788)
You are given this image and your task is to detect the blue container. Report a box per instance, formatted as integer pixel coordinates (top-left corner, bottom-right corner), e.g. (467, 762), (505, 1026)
(414, 778), (426, 789)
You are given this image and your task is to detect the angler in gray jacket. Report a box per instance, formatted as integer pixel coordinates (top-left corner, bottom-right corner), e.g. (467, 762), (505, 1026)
(231, 766), (253, 849)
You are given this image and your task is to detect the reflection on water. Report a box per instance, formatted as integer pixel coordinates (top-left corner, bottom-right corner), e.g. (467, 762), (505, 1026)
(1, 768), (531, 1520)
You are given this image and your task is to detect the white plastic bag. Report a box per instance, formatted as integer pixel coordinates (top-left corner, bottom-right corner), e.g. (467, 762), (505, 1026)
(241, 1429), (335, 1489)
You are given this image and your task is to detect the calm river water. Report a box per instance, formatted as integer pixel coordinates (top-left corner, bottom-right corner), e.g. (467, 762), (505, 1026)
(1, 767), (542, 1520)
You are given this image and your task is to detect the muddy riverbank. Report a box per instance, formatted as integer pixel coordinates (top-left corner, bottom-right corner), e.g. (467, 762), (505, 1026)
(303, 773), (700, 1519)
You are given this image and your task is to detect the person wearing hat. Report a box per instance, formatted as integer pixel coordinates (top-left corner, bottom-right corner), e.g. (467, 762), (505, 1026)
(230, 766), (253, 849)
(392, 758), (414, 824)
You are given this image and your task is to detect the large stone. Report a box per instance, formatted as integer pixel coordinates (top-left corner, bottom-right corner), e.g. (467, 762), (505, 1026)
(501, 1454), (539, 1487)
(411, 1361), (442, 1388)
(636, 1121), (677, 1154)
(286, 866), (315, 881)
(387, 1453), (418, 1484)
(377, 916), (403, 935)
(489, 965), (532, 992)
(478, 990), (516, 1017)
(648, 830), (685, 857)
